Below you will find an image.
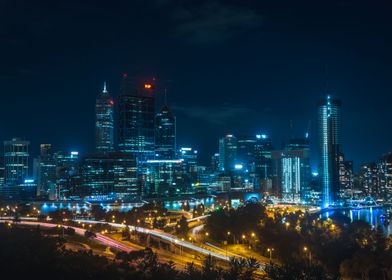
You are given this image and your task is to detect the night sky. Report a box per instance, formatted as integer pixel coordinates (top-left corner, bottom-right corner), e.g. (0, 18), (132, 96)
(1, 0), (391, 170)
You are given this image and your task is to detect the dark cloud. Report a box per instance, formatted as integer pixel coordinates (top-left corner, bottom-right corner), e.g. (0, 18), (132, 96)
(174, 105), (255, 125)
(171, 1), (263, 44)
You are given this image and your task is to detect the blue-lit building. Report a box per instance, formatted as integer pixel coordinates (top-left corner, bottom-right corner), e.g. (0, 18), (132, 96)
(146, 159), (184, 196)
(155, 104), (176, 159)
(237, 136), (256, 172)
(272, 138), (311, 202)
(179, 147), (198, 186)
(219, 135), (237, 172)
(4, 138), (30, 186)
(254, 134), (273, 191)
(96, 82), (114, 152)
(118, 74), (155, 162)
(34, 144), (56, 197)
(318, 95), (341, 207)
(80, 152), (138, 198)
(55, 151), (80, 198)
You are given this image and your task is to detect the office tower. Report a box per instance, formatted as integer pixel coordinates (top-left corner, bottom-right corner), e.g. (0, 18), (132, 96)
(118, 74), (155, 162)
(237, 136), (256, 171)
(35, 144), (57, 196)
(4, 138), (30, 186)
(145, 159), (183, 196)
(96, 82), (114, 152)
(272, 138), (311, 202)
(80, 152), (138, 197)
(155, 105), (176, 159)
(318, 95), (341, 207)
(178, 147), (198, 189)
(378, 153), (392, 199)
(210, 153), (220, 173)
(55, 151), (80, 198)
(254, 134), (273, 191)
(338, 153), (354, 198)
(219, 135), (237, 172)
(359, 163), (380, 198)
(0, 157), (4, 186)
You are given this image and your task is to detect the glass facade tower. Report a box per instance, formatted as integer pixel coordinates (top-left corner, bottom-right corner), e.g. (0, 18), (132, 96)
(155, 105), (176, 159)
(118, 74), (155, 162)
(318, 95), (341, 207)
(4, 138), (30, 186)
(96, 82), (114, 152)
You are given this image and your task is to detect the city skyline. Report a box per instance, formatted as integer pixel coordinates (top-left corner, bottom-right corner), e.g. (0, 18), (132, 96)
(0, 1), (391, 169)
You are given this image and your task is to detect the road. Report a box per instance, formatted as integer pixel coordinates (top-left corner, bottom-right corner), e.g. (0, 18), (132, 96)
(0, 219), (135, 252)
(1, 217), (266, 271)
(75, 219), (232, 262)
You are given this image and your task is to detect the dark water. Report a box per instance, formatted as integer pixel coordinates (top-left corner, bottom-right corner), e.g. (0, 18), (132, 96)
(321, 207), (392, 236)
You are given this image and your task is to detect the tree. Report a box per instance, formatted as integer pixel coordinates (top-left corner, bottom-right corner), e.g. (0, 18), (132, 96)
(176, 216), (189, 236)
(84, 230), (96, 239)
(182, 262), (202, 280)
(202, 255), (220, 280)
(91, 204), (106, 221)
(122, 225), (130, 240)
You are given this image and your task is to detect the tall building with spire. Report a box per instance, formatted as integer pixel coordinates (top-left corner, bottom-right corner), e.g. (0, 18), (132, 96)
(118, 74), (155, 162)
(155, 93), (176, 159)
(318, 95), (341, 207)
(95, 82), (114, 152)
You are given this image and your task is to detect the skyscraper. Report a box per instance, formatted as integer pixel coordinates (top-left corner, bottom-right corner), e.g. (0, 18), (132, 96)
(118, 74), (155, 162)
(338, 153), (354, 199)
(155, 105), (176, 159)
(35, 144), (56, 196)
(4, 138), (30, 186)
(80, 152), (138, 197)
(272, 138), (311, 202)
(237, 136), (256, 172)
(318, 95), (341, 207)
(219, 135), (237, 172)
(378, 153), (392, 199)
(254, 134), (273, 191)
(96, 82), (114, 152)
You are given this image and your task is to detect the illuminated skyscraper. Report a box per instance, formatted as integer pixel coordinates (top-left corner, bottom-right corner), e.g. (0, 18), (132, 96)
(254, 134), (273, 192)
(237, 136), (256, 171)
(96, 82), (114, 152)
(254, 134), (273, 179)
(155, 105), (176, 159)
(4, 138), (30, 186)
(219, 135), (237, 172)
(338, 153), (354, 199)
(80, 152), (138, 197)
(272, 138), (311, 202)
(118, 74), (155, 162)
(318, 95), (341, 207)
(378, 153), (392, 199)
(35, 144), (56, 196)
(359, 162), (380, 197)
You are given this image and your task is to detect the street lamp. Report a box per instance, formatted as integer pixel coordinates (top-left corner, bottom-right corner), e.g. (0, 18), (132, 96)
(303, 246), (312, 263)
(267, 248), (274, 260)
(285, 222), (290, 230)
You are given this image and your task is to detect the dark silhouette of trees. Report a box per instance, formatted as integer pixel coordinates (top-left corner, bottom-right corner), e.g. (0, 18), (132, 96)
(176, 215), (189, 236)
(91, 204), (106, 221)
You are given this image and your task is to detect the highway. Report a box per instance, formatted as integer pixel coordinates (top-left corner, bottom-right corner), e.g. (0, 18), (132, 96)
(0, 220), (134, 252)
(75, 219), (232, 262)
(1, 217), (266, 271)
